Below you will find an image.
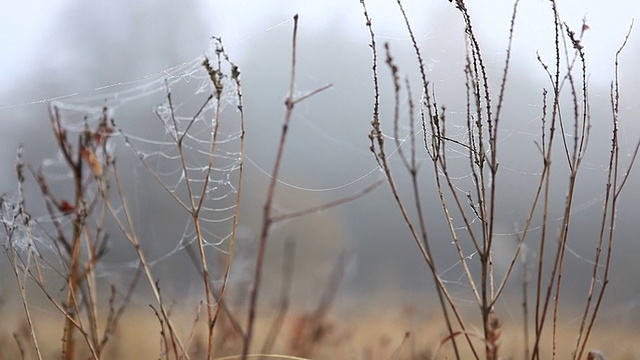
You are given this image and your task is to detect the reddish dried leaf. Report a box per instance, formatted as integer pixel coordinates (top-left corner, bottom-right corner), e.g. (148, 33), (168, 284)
(92, 124), (113, 145)
(59, 200), (75, 215)
(80, 147), (102, 175)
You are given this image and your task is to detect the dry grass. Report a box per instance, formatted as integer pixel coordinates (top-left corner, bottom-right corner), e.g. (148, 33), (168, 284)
(0, 302), (637, 360)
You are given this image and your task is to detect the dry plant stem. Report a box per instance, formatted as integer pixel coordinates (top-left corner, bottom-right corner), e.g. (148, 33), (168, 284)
(441, 63), (489, 359)
(430, 102), (484, 289)
(9, 255), (43, 360)
(486, 33), (569, 360)
(115, 40), (241, 359)
(99, 268), (142, 351)
(185, 301), (204, 352)
(463, 46), (497, 360)
(377, 42), (473, 360)
(432, 330), (492, 360)
(270, 178), (382, 223)
(105, 163), (188, 359)
(160, 78), (218, 358)
(528, 2), (619, 358)
(292, 251), (349, 358)
(107, 162), (188, 358)
(436, 0), (517, 355)
(382, 13), (466, 352)
(364, 0), (477, 357)
(13, 332), (26, 360)
(537, 4), (588, 357)
(45, 107), (110, 360)
(55, 124), (83, 360)
(522, 252), (531, 360)
(242, 15), (332, 359)
(211, 52), (245, 343)
(431, 122), (485, 359)
(359, 0), (380, 119)
(453, 5), (494, 288)
(261, 240), (296, 355)
(13, 107), (125, 359)
(398, 1), (488, 358)
(491, 97), (550, 307)
(531, 2), (563, 357)
(149, 303), (172, 359)
(397, 0), (509, 356)
(3, 153), (44, 360)
(482, 5), (520, 340)
(575, 22), (638, 359)
(182, 243), (245, 339)
(242, 14), (301, 357)
(199, 50), (227, 360)
(115, 87), (218, 356)
(551, 24), (591, 355)
(216, 355), (309, 360)
(389, 332), (411, 360)
(551, 37), (586, 360)
(82, 203), (110, 355)
(367, 0), (464, 355)
(8, 241), (98, 359)
(313, 251), (348, 326)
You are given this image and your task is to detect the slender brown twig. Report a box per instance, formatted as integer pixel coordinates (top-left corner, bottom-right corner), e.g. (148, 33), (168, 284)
(242, 15), (332, 359)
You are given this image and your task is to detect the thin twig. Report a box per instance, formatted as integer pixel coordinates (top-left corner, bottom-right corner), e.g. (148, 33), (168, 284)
(242, 15), (332, 359)
(261, 240), (296, 355)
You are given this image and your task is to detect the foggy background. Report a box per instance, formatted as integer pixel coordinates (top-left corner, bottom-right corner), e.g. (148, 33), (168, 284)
(1, 0), (639, 324)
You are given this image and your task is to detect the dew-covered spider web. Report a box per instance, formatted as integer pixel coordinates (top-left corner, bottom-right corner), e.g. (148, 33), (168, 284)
(1, 38), (250, 304)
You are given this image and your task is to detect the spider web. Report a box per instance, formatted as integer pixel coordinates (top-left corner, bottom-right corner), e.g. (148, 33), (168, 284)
(0, 38), (249, 303)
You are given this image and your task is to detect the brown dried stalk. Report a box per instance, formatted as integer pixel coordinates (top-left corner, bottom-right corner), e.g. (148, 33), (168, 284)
(242, 14), (333, 359)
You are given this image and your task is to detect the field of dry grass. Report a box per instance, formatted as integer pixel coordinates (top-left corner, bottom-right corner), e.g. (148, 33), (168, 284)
(1, 300), (638, 360)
